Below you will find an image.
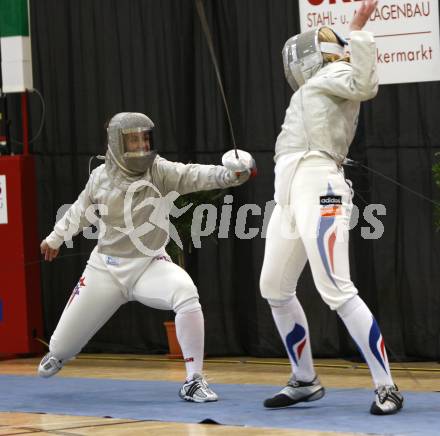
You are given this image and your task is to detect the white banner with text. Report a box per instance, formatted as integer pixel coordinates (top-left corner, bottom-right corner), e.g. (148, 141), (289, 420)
(299, 0), (440, 85)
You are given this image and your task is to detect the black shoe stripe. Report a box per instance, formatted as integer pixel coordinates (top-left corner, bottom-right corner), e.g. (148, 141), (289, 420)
(187, 382), (202, 397)
(387, 392), (403, 406)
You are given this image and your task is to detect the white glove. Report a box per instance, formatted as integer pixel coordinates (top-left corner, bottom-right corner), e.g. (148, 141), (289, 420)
(222, 149), (257, 179)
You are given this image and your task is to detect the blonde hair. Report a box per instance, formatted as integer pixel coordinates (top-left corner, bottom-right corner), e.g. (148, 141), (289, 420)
(318, 27), (349, 63)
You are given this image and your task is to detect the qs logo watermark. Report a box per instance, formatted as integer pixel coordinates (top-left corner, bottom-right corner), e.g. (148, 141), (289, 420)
(55, 181), (386, 256)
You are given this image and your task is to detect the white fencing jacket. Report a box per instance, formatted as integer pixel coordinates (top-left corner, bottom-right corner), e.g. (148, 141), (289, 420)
(46, 156), (244, 258)
(275, 30), (378, 164)
(274, 30), (378, 205)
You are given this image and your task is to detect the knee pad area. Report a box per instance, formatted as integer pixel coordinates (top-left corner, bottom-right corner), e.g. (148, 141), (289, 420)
(336, 295), (364, 318)
(174, 294), (201, 315)
(260, 272), (297, 302)
(320, 286), (359, 312)
(260, 279), (296, 303)
(266, 297), (296, 309)
(260, 279), (279, 300)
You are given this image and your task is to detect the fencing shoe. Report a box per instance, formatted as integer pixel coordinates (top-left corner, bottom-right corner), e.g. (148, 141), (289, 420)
(370, 385), (404, 415)
(38, 353), (63, 378)
(264, 376), (325, 408)
(178, 373), (218, 403)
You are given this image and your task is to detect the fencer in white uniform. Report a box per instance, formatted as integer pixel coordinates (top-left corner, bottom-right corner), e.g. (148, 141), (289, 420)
(260, 0), (403, 415)
(39, 112), (255, 403)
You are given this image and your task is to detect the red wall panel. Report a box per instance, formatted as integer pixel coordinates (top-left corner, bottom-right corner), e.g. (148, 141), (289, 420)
(0, 155), (44, 354)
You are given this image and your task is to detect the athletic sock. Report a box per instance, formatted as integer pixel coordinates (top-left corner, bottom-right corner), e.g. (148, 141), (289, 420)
(337, 295), (394, 387)
(270, 296), (316, 382)
(175, 308), (204, 381)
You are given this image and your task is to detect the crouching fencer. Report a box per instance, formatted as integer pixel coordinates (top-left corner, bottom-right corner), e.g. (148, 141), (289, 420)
(39, 112), (255, 403)
(260, 0), (403, 415)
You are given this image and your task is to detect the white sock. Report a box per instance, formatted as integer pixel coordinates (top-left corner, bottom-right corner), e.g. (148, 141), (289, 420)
(175, 308), (204, 381)
(337, 295), (394, 387)
(269, 296), (316, 382)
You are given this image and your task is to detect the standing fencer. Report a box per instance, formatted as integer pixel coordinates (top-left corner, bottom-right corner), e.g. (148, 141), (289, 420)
(39, 112), (255, 403)
(260, 0), (404, 415)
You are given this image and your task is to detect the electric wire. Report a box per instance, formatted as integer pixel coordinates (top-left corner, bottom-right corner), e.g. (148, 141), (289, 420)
(10, 87), (46, 145)
(344, 158), (440, 206)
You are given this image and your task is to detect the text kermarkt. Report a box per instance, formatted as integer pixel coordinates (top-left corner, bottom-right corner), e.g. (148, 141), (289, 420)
(377, 45), (433, 64)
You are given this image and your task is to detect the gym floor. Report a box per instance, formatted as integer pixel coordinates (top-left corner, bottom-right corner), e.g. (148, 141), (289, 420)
(1, 355), (439, 435)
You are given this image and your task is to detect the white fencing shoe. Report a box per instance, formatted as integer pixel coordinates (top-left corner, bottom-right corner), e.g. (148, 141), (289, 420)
(38, 353), (63, 378)
(178, 373), (218, 403)
(370, 385), (404, 415)
(264, 376), (325, 408)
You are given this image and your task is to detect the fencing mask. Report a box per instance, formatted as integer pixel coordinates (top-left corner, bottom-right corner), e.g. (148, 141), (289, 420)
(282, 27), (347, 92)
(107, 112), (157, 175)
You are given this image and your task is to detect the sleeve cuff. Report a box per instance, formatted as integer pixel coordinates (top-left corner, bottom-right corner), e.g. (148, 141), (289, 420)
(45, 231), (64, 249)
(349, 30), (375, 43)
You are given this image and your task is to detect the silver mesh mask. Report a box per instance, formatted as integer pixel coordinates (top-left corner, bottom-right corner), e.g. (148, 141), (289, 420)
(107, 112), (157, 175)
(282, 27), (347, 92)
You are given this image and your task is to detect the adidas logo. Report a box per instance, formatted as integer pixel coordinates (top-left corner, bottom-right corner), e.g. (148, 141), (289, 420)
(320, 195), (342, 205)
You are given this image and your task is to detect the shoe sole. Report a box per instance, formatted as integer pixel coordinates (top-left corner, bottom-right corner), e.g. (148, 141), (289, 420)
(264, 387), (325, 408)
(370, 402), (403, 415)
(38, 368), (62, 378)
(179, 394), (218, 403)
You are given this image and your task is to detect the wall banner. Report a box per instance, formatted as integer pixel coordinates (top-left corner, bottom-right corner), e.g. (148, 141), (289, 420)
(299, 0), (440, 85)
